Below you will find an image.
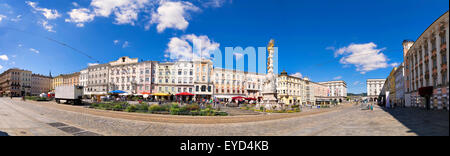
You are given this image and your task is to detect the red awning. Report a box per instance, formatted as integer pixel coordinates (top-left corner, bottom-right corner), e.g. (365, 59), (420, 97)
(245, 97), (257, 101)
(141, 92), (152, 95)
(232, 96), (246, 100)
(176, 92), (195, 96)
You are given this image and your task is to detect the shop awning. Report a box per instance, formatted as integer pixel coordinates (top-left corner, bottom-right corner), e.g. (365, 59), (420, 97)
(176, 92), (195, 96)
(232, 96), (246, 100)
(152, 93), (170, 96)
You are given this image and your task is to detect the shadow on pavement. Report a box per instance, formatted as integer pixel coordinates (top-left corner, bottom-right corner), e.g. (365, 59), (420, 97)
(380, 106), (449, 136)
(0, 131), (9, 136)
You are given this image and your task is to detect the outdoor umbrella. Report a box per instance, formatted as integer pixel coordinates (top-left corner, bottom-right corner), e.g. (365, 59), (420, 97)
(109, 90), (126, 94)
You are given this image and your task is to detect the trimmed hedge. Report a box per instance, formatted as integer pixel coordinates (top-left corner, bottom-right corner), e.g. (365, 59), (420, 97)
(90, 102), (228, 116)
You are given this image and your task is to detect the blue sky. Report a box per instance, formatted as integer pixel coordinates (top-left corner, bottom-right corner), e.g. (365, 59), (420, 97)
(0, 0), (448, 94)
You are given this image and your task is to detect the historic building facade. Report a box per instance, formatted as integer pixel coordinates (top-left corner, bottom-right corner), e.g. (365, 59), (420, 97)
(319, 80), (347, 101)
(277, 70), (305, 105)
(31, 74), (52, 96)
(52, 72), (80, 90)
(245, 72), (265, 99)
(194, 60), (213, 100)
(155, 62), (176, 95)
(212, 68), (247, 101)
(395, 64), (405, 107)
(367, 79), (385, 102)
(0, 68), (32, 96)
(86, 63), (110, 95)
(310, 81), (330, 105)
(403, 11), (449, 110)
(137, 61), (158, 94)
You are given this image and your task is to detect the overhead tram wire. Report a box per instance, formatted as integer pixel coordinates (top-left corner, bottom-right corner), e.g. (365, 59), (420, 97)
(3, 27), (101, 64)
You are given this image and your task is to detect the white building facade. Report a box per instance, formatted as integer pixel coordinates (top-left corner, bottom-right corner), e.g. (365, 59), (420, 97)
(319, 81), (347, 99)
(395, 64), (405, 107)
(367, 79), (385, 102)
(109, 57), (139, 94)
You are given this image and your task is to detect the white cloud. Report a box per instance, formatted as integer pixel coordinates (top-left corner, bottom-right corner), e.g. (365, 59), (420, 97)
(150, 1), (199, 33)
(29, 48), (40, 54)
(166, 34), (219, 61)
(65, 8), (95, 27)
(10, 15), (22, 22)
(333, 76), (343, 80)
(201, 0), (229, 8)
(40, 20), (56, 32)
(0, 54), (8, 61)
(114, 40), (120, 45)
(72, 2), (79, 7)
(0, 14), (6, 22)
(0, 65), (3, 70)
(122, 41), (129, 48)
(334, 42), (391, 74)
(91, 0), (152, 25)
(88, 63), (99, 66)
(63, 0), (225, 29)
(26, 1), (61, 20)
(290, 72), (303, 78)
(390, 62), (399, 67)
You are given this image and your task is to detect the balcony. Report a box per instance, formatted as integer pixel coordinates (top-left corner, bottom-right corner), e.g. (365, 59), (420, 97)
(424, 55), (429, 63)
(425, 72), (430, 79)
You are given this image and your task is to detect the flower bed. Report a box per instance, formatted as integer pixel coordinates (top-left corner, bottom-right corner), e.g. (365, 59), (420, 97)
(25, 96), (50, 101)
(89, 102), (228, 116)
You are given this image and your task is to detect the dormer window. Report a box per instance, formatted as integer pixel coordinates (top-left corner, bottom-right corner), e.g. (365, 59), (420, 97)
(122, 57), (126, 62)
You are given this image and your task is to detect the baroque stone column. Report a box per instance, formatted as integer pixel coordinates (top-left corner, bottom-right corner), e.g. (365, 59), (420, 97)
(421, 45), (427, 87)
(435, 27), (443, 110)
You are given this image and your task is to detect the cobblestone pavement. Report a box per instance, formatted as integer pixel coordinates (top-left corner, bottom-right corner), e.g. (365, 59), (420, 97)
(0, 98), (448, 136)
(0, 98), (69, 136)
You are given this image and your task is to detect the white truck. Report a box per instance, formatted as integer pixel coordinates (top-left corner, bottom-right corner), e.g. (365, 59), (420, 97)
(55, 85), (84, 105)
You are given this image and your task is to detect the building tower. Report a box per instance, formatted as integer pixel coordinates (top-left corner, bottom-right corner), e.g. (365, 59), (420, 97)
(402, 40), (414, 58)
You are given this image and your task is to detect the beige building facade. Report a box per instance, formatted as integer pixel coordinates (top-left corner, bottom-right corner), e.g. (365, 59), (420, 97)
(404, 11), (449, 110)
(0, 68), (32, 97)
(31, 74), (52, 96)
